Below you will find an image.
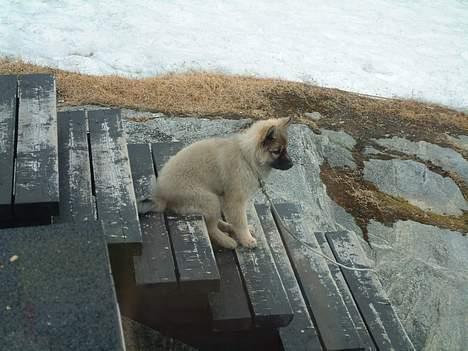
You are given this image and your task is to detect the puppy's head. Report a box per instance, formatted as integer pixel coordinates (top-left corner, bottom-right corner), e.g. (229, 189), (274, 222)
(251, 117), (293, 170)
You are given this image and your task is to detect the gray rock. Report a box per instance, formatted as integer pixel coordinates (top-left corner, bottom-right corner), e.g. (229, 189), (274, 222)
(317, 129), (357, 169)
(363, 159), (468, 215)
(304, 111), (322, 121)
(447, 134), (468, 152)
(363, 146), (385, 156)
(375, 136), (468, 184)
(367, 220), (468, 351)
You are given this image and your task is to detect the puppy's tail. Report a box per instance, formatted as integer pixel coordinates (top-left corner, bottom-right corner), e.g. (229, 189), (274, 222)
(137, 175), (167, 214)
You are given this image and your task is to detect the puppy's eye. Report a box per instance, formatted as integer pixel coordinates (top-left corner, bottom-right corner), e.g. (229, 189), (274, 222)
(271, 150), (281, 156)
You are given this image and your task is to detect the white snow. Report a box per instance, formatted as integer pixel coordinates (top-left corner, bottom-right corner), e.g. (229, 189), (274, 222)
(1, 0), (467, 110)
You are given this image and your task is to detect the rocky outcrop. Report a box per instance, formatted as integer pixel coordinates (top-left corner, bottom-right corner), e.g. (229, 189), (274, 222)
(375, 136), (468, 184)
(363, 159), (468, 215)
(367, 220), (468, 351)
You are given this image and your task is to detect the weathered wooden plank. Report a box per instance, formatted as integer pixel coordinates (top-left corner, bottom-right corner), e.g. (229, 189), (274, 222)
(315, 232), (376, 350)
(14, 74), (59, 218)
(326, 231), (416, 351)
(88, 109), (142, 250)
(235, 204), (293, 328)
(127, 143), (177, 288)
(208, 248), (252, 331)
(0, 75), (17, 218)
(54, 110), (96, 224)
(151, 142), (184, 174)
(256, 204), (322, 351)
(166, 214), (220, 291)
(0, 222), (125, 350)
(152, 141), (220, 291)
(271, 202), (364, 350)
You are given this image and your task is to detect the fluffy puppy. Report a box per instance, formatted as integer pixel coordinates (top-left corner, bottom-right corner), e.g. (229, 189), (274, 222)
(148, 117), (293, 249)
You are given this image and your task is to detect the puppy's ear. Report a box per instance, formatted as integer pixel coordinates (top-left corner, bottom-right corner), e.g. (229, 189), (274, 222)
(279, 117), (293, 127)
(262, 126), (276, 145)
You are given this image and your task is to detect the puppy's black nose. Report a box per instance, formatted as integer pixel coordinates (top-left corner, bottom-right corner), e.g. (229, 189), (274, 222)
(273, 154), (293, 170)
(283, 156), (293, 170)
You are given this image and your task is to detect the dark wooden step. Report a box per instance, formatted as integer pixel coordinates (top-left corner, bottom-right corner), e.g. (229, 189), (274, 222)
(271, 202), (365, 350)
(151, 142), (221, 292)
(54, 110), (96, 224)
(208, 247), (252, 331)
(0, 75), (17, 219)
(0, 222), (125, 350)
(14, 74), (59, 219)
(127, 143), (177, 289)
(326, 231), (416, 351)
(88, 109), (142, 252)
(235, 204), (293, 328)
(314, 232), (376, 350)
(256, 204), (322, 351)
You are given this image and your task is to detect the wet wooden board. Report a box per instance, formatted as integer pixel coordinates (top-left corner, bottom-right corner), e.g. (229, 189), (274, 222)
(166, 214), (220, 291)
(208, 248), (252, 331)
(0, 75), (17, 218)
(234, 204), (293, 328)
(256, 204), (322, 351)
(14, 74), (59, 218)
(127, 143), (177, 288)
(271, 203), (364, 350)
(88, 109), (142, 250)
(54, 110), (96, 224)
(152, 142), (220, 291)
(326, 231), (416, 351)
(0, 222), (125, 351)
(315, 232), (376, 350)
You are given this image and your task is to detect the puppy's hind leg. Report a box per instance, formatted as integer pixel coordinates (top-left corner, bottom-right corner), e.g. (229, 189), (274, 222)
(176, 191), (238, 249)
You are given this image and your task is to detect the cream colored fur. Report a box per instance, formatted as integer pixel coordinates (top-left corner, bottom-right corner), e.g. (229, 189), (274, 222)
(150, 117), (291, 249)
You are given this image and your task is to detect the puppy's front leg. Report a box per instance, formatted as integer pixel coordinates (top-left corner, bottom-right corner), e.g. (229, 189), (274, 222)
(223, 195), (257, 248)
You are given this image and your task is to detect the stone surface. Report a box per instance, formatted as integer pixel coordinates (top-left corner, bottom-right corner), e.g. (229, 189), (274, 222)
(316, 129), (357, 169)
(363, 159), (468, 215)
(363, 146), (384, 156)
(0, 223), (125, 351)
(375, 136), (468, 184)
(367, 220), (468, 351)
(304, 111), (322, 121)
(447, 134), (468, 152)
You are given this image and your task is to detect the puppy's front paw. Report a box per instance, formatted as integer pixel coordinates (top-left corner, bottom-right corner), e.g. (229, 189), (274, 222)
(239, 235), (257, 249)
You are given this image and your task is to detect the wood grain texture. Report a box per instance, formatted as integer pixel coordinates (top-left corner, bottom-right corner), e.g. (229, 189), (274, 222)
(88, 109), (142, 250)
(256, 204), (322, 351)
(315, 232), (376, 350)
(0, 75), (17, 218)
(166, 214), (220, 291)
(326, 231), (416, 351)
(15, 74), (59, 218)
(151, 141), (220, 291)
(54, 110), (95, 224)
(127, 143), (177, 288)
(208, 248), (252, 331)
(272, 202), (364, 350)
(234, 204), (293, 328)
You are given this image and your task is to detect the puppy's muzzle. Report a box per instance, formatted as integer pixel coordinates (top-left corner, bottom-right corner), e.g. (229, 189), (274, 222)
(271, 154), (293, 170)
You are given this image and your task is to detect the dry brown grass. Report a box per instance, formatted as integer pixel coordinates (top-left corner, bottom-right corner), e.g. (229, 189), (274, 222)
(1, 58), (466, 146)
